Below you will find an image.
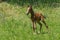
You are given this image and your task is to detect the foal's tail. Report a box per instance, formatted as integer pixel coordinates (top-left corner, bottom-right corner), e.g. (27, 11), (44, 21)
(40, 13), (47, 19)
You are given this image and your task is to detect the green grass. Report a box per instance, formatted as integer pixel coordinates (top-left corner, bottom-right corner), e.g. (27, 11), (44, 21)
(0, 2), (60, 40)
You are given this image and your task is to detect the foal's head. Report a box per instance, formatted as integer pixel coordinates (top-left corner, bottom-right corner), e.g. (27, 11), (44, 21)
(26, 5), (34, 15)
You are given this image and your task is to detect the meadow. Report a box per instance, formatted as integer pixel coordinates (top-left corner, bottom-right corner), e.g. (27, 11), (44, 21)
(0, 2), (60, 40)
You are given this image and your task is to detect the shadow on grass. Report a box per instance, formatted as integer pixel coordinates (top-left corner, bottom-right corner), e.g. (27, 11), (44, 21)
(41, 32), (48, 34)
(36, 32), (48, 35)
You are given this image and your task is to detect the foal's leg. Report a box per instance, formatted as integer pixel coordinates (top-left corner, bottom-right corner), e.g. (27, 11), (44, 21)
(32, 21), (36, 33)
(41, 15), (48, 33)
(42, 20), (48, 29)
(41, 16), (48, 29)
(42, 20), (49, 33)
(38, 22), (42, 33)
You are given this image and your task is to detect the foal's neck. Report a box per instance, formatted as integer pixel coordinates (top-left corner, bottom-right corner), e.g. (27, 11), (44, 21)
(30, 9), (34, 17)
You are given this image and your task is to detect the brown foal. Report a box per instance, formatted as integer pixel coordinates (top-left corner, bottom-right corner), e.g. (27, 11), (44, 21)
(26, 5), (48, 33)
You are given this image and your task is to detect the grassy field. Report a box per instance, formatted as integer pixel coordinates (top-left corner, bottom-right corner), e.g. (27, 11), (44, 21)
(0, 2), (60, 40)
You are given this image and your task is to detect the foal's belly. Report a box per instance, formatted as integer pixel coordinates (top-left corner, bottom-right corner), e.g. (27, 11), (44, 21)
(31, 13), (42, 21)
(35, 17), (41, 21)
(31, 16), (41, 22)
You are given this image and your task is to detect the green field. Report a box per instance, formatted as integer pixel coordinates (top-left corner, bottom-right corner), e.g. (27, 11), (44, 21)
(0, 2), (60, 40)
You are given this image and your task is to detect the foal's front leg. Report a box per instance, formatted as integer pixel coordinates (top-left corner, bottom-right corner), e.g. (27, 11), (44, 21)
(32, 21), (36, 33)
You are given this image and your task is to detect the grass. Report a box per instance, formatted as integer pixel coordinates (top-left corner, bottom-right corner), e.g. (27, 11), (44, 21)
(0, 2), (60, 40)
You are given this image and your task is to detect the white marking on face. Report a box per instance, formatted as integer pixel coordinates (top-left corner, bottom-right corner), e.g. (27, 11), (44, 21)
(26, 7), (30, 14)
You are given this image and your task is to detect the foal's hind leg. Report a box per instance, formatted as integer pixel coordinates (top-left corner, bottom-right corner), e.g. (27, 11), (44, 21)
(42, 20), (49, 33)
(43, 20), (48, 29)
(38, 21), (42, 33)
(41, 15), (48, 29)
(42, 20), (48, 30)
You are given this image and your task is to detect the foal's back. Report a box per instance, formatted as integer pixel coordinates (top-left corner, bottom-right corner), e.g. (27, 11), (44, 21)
(33, 13), (44, 21)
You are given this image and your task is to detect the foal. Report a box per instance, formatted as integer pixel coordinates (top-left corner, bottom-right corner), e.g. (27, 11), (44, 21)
(26, 5), (48, 33)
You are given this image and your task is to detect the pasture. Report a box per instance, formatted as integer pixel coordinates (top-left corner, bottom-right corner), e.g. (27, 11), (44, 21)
(0, 2), (60, 40)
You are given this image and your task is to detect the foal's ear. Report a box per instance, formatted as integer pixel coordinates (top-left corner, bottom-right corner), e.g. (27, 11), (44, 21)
(30, 5), (32, 8)
(28, 5), (29, 7)
(28, 5), (32, 7)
